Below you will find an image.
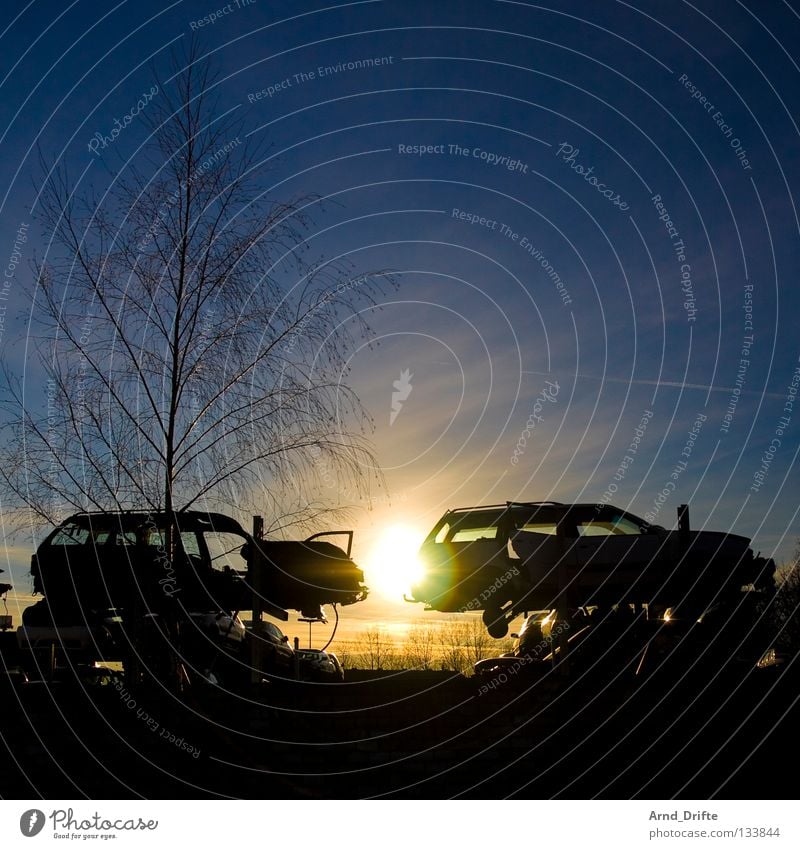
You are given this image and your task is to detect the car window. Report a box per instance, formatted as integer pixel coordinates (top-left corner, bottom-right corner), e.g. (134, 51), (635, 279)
(439, 509), (506, 543)
(577, 522), (615, 537)
(50, 525), (109, 545)
(50, 526), (89, 545)
(577, 516), (642, 536)
(204, 531), (248, 570)
(264, 623), (284, 640)
(434, 523), (450, 543)
(116, 531), (138, 546)
(609, 515), (643, 535)
(451, 526), (498, 542)
(518, 523), (559, 535)
(180, 531), (201, 557)
(144, 528), (166, 548)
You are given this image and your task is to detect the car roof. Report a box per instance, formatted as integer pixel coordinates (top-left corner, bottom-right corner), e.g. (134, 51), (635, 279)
(442, 502), (644, 519)
(53, 511), (249, 536)
(445, 501), (565, 514)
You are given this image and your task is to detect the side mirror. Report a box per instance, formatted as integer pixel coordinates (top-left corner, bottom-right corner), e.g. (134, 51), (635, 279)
(240, 543), (251, 561)
(281, 635), (289, 643)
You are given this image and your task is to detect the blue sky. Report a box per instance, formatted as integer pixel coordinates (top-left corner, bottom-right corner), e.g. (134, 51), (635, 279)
(1, 1), (799, 633)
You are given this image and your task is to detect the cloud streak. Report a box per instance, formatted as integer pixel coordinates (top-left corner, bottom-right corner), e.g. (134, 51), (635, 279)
(522, 371), (786, 399)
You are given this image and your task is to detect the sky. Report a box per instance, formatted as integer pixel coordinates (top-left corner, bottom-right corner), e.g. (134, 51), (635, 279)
(1, 0), (800, 643)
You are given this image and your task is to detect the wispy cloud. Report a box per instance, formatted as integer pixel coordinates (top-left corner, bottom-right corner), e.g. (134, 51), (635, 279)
(523, 371), (786, 399)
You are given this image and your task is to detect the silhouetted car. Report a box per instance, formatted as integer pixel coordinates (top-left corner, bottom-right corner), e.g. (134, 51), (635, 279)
(19, 512), (253, 678)
(473, 610), (592, 681)
(474, 600), (780, 686)
(409, 502), (775, 636)
(15, 511), (367, 684)
(255, 620), (296, 679)
(297, 648), (345, 682)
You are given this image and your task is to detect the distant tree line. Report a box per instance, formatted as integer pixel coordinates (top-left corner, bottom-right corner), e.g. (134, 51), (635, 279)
(334, 618), (515, 674)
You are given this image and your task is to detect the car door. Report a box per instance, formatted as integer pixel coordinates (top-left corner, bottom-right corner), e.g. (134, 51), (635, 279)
(568, 507), (663, 599)
(507, 508), (567, 601)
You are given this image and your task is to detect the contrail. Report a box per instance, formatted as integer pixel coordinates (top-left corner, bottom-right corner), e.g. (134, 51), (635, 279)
(521, 371), (785, 399)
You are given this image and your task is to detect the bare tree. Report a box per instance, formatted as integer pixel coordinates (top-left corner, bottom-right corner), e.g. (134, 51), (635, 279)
(461, 616), (495, 667)
(437, 619), (467, 672)
(772, 541), (800, 658)
(402, 623), (436, 670)
(435, 617), (512, 673)
(360, 626), (396, 670)
(1, 42), (390, 546)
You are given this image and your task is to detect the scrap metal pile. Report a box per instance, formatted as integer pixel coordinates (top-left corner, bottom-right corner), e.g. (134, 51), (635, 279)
(3, 511), (367, 687)
(408, 501), (776, 638)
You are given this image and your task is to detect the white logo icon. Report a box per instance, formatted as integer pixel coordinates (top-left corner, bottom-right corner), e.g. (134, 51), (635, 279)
(20, 809), (46, 837)
(390, 369), (413, 425)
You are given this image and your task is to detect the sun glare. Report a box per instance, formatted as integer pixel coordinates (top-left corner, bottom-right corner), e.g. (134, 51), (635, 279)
(364, 525), (426, 603)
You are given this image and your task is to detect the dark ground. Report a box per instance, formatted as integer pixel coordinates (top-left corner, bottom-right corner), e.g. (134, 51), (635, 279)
(1, 657), (798, 800)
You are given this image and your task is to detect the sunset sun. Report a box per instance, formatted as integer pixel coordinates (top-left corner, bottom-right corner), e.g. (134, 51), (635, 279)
(363, 525), (426, 603)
